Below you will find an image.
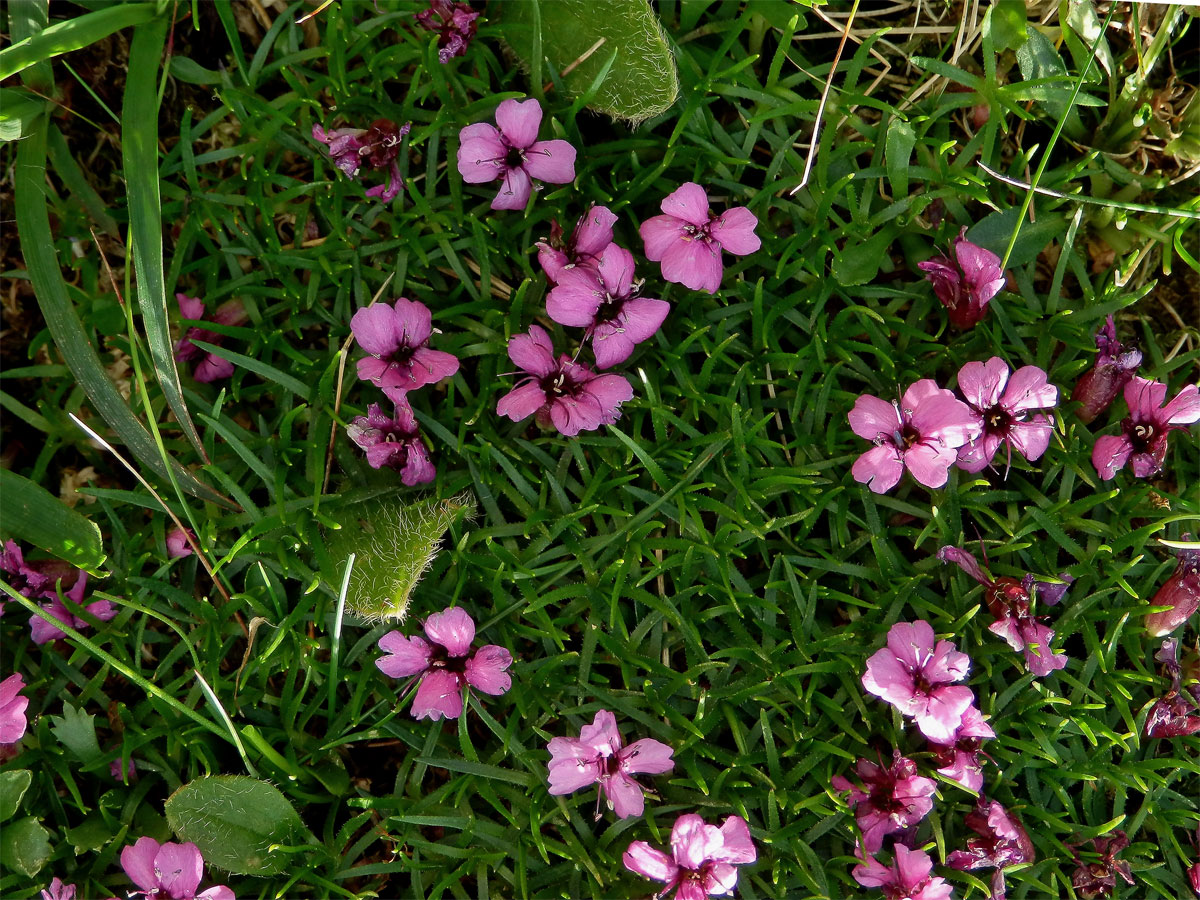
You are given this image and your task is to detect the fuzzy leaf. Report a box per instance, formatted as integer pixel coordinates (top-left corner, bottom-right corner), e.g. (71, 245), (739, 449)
(0, 469), (106, 575)
(0, 770), (32, 822)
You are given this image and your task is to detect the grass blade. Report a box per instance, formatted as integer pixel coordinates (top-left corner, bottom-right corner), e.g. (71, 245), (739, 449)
(0, 468), (107, 574)
(0, 2), (159, 81)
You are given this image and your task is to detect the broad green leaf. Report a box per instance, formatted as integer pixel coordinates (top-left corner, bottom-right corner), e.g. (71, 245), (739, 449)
(324, 493), (474, 621)
(989, 0), (1029, 53)
(0, 469), (106, 575)
(498, 0), (679, 124)
(0, 88), (47, 142)
(0, 770), (32, 822)
(48, 703), (104, 766)
(0, 817), (51, 877)
(1016, 25), (1085, 140)
(968, 208), (1065, 268)
(125, 19), (207, 461)
(165, 776), (311, 876)
(0, 2), (158, 81)
(884, 117), (915, 198)
(832, 229), (897, 287)
(65, 815), (113, 852)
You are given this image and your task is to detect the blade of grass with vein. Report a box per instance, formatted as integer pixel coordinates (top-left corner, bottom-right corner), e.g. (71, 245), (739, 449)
(125, 18), (208, 462)
(0, 468), (107, 574)
(0, 1), (158, 81)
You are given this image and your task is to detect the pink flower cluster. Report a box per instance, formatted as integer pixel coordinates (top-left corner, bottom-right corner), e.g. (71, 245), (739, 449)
(414, 0), (479, 63)
(1, 540), (115, 645)
(173, 293), (247, 383)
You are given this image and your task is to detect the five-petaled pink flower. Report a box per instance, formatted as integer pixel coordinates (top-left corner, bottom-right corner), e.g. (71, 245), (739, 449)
(1071, 315), (1142, 425)
(414, 0), (479, 63)
(496, 325), (634, 436)
(1144, 539), (1200, 637)
(955, 358), (1058, 474)
(862, 620), (976, 742)
(1092, 377), (1200, 480)
(351, 298), (460, 401)
(640, 182), (760, 294)
(457, 99), (577, 211)
(166, 527), (195, 559)
(918, 227), (1005, 330)
(375, 607), (512, 721)
(120, 836), (235, 900)
(831, 751), (937, 852)
(623, 813), (756, 900)
(536, 204), (618, 284)
(546, 243), (670, 369)
(849, 380), (979, 493)
(313, 119), (411, 203)
(174, 294), (247, 383)
(347, 400), (436, 485)
(927, 704), (995, 793)
(547, 708), (675, 819)
(0, 673), (29, 746)
(947, 799), (1035, 900)
(853, 844), (954, 900)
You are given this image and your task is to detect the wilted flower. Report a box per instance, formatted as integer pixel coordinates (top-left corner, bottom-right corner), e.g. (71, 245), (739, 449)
(496, 325), (634, 436)
(174, 293), (247, 383)
(1092, 377), (1200, 480)
(0, 673), (29, 746)
(1144, 638), (1200, 738)
(947, 799), (1035, 900)
(414, 0), (479, 63)
(120, 836), (235, 900)
(2, 540), (87, 614)
(313, 118), (410, 203)
(639, 182), (760, 294)
(852, 844), (954, 900)
(1071, 316), (1142, 424)
(166, 527), (195, 559)
(955, 358), (1058, 473)
(536, 204), (617, 283)
(40, 878), (76, 900)
(546, 709), (674, 819)
(546, 243), (670, 369)
(918, 227), (1005, 330)
(1069, 831), (1135, 899)
(861, 620), (976, 742)
(457, 99), (576, 211)
(849, 380), (979, 493)
(1144, 539), (1200, 637)
(928, 704), (995, 793)
(347, 400), (436, 486)
(351, 298), (460, 400)
(623, 814), (756, 899)
(376, 607), (512, 721)
(831, 751), (937, 852)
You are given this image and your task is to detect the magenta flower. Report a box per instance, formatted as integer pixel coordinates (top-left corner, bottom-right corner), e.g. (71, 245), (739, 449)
(928, 704), (995, 793)
(174, 293), (247, 383)
(1071, 316), (1142, 424)
(546, 709), (674, 819)
(111, 754), (137, 783)
(1070, 832), (1134, 899)
(1093, 376), (1200, 480)
(1144, 539), (1200, 637)
(918, 227), (1006, 330)
(347, 400), (436, 486)
(623, 814), (756, 900)
(947, 799), (1035, 900)
(1144, 639), (1200, 738)
(955, 358), (1058, 473)
(849, 380), (979, 493)
(495, 325), (634, 436)
(40, 878), (76, 900)
(546, 243), (670, 369)
(414, 0), (479, 63)
(376, 607), (512, 721)
(31, 593), (116, 646)
(861, 620), (975, 742)
(166, 527), (195, 559)
(120, 836), (235, 900)
(313, 118), (410, 203)
(852, 844), (954, 900)
(351, 298), (460, 400)
(536, 204), (618, 284)
(1, 540), (85, 612)
(456, 99), (576, 211)
(831, 751), (937, 852)
(0, 673), (29, 746)
(639, 182), (760, 294)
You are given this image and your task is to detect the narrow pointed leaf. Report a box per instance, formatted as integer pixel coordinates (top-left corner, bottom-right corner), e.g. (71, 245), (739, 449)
(0, 469), (106, 575)
(0, 1), (158, 81)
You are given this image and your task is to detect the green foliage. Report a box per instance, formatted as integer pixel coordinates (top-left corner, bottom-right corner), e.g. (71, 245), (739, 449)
(48, 703), (104, 766)
(0, 770), (32, 822)
(0, 469), (106, 574)
(0, 818), (51, 878)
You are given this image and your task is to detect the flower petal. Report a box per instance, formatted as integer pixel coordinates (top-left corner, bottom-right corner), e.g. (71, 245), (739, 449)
(849, 395), (901, 441)
(579, 709), (623, 756)
(463, 645), (513, 695)
(411, 669), (464, 720)
(851, 444), (905, 493)
(660, 238), (724, 294)
(574, 205), (618, 257)
(595, 243), (637, 296)
(507, 325), (557, 376)
(376, 632), (433, 678)
(660, 182), (712, 227)
(523, 140), (577, 184)
(716, 816), (757, 864)
(1162, 383), (1200, 425)
(1092, 434), (1133, 480)
(904, 440), (959, 488)
(957, 358), (1009, 410)
(457, 123), (506, 183)
(915, 686), (975, 742)
(623, 842), (677, 884)
(1002, 365), (1058, 412)
(121, 838), (164, 892)
(154, 841), (204, 899)
(423, 606), (475, 656)
(604, 772), (645, 818)
(711, 206), (760, 256)
(491, 165), (532, 210)
(497, 382), (549, 423)
(620, 738), (675, 775)
(640, 215), (686, 261)
(580, 373), (634, 422)
(671, 814), (723, 870)
(547, 753), (600, 794)
(495, 98), (543, 149)
(546, 269), (604, 327)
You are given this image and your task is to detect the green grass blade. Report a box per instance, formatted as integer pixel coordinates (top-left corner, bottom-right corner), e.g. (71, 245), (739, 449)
(0, 468), (107, 574)
(0, 2), (159, 81)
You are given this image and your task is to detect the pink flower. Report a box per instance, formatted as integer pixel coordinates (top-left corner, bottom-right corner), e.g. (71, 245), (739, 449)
(947, 799), (1034, 900)
(456, 99), (576, 211)
(174, 294), (247, 383)
(861, 620), (975, 743)
(347, 400), (436, 486)
(120, 836), (235, 900)
(928, 704), (995, 793)
(1144, 637), (1200, 738)
(1144, 539), (1200, 637)
(955, 358), (1058, 473)
(111, 755), (137, 783)
(831, 751), (937, 852)
(414, 0), (479, 63)
(1071, 316), (1142, 424)
(40, 878), (76, 900)
(536, 204), (618, 284)
(1, 540), (86, 613)
(546, 709), (674, 819)
(546, 243), (670, 369)
(639, 182), (760, 294)
(313, 118), (410, 203)
(849, 380), (979, 493)
(375, 607), (512, 721)
(495, 325), (634, 436)
(0, 673), (30, 746)
(852, 844), (954, 900)
(1092, 376), (1200, 479)
(166, 527), (195, 559)
(917, 227), (1005, 330)
(351, 298), (460, 400)
(31, 593), (116, 646)
(623, 814), (756, 899)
